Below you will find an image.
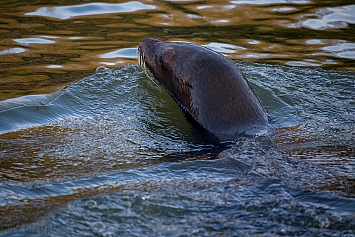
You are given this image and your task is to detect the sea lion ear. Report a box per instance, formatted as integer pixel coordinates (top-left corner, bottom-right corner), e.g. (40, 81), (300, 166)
(162, 47), (175, 64)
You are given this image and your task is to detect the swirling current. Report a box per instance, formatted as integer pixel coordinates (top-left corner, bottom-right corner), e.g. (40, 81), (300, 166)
(0, 62), (354, 236)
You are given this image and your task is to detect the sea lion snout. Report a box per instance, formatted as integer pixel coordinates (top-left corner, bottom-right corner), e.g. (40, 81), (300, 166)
(138, 38), (159, 69)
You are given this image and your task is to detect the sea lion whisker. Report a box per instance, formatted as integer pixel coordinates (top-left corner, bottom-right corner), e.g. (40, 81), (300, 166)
(144, 68), (160, 88)
(138, 49), (160, 88)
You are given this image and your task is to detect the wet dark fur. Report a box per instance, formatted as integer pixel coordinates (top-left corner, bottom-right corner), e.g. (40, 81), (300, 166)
(138, 38), (267, 140)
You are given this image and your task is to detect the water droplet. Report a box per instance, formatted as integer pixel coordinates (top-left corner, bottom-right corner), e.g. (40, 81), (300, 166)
(96, 66), (108, 73)
(86, 200), (97, 209)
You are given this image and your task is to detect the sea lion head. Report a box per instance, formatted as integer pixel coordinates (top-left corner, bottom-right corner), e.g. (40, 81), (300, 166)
(138, 38), (194, 114)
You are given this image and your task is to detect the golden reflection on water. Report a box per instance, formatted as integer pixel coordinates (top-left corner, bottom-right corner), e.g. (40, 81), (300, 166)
(0, 0), (354, 101)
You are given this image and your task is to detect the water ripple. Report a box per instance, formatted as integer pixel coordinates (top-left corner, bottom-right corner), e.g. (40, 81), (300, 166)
(26, 2), (157, 20)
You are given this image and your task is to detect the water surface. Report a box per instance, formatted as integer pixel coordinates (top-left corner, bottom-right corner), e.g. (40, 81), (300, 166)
(1, 0), (355, 101)
(1, 62), (354, 236)
(0, 0), (355, 236)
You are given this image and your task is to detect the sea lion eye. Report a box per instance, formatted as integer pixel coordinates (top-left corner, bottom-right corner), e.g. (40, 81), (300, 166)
(155, 53), (163, 66)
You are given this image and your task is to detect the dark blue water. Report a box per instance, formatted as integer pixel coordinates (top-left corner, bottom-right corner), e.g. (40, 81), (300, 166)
(0, 62), (354, 236)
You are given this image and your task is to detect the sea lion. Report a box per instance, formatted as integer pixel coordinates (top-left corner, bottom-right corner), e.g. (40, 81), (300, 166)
(138, 38), (267, 140)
